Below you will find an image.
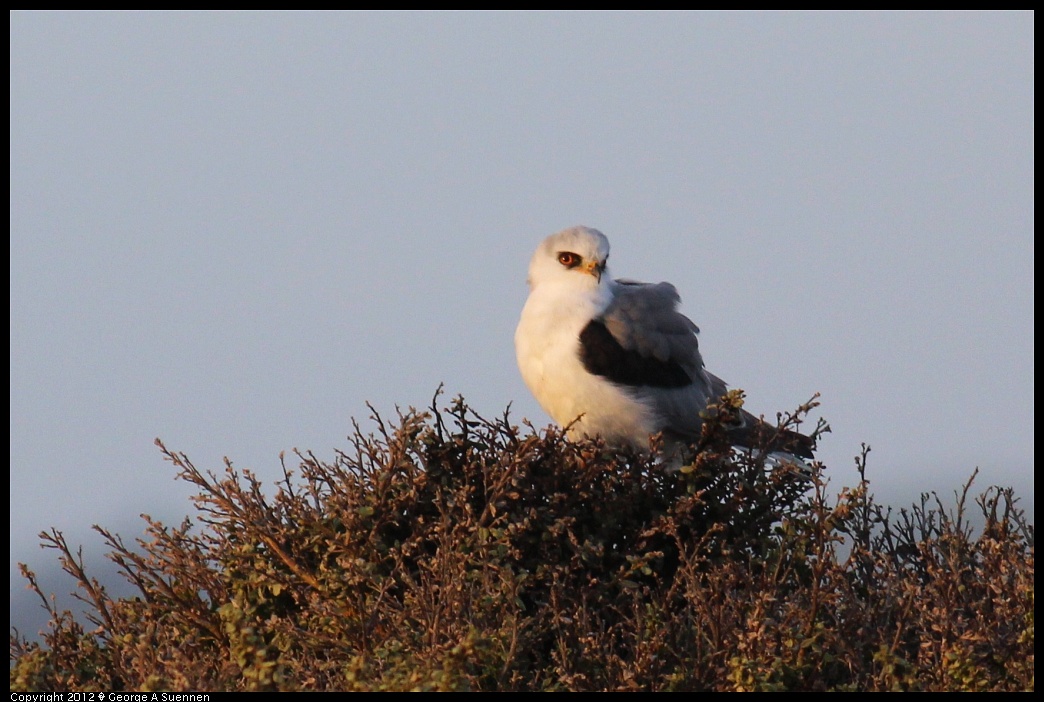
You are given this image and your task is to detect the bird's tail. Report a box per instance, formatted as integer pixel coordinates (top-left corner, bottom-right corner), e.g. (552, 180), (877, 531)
(696, 390), (819, 473)
(732, 410), (816, 460)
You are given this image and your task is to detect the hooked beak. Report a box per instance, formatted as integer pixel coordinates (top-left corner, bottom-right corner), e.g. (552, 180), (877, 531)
(583, 260), (606, 281)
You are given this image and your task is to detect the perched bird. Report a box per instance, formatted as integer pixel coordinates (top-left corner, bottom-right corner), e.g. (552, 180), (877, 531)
(514, 225), (814, 463)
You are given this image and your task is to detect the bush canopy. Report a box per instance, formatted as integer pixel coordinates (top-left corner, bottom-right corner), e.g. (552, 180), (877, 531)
(11, 393), (1034, 691)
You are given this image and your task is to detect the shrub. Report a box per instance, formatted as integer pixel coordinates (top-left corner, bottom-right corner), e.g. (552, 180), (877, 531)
(10, 393), (1034, 691)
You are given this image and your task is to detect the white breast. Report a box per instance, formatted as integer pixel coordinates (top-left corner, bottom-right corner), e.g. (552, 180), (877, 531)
(514, 283), (659, 447)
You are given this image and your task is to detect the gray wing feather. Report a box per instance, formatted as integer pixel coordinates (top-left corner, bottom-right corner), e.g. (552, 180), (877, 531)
(604, 280), (702, 372)
(602, 280), (815, 458)
(602, 280), (716, 437)
(705, 371), (730, 400)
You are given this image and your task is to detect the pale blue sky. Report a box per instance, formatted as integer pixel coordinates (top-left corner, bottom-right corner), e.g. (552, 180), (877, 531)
(10, 11), (1033, 636)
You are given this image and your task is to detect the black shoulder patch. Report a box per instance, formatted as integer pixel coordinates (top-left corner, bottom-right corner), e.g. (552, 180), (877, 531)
(578, 319), (693, 389)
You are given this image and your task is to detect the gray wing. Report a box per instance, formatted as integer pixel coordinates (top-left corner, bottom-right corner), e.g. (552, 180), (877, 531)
(591, 281), (816, 458)
(580, 279), (715, 438)
(604, 281), (702, 370)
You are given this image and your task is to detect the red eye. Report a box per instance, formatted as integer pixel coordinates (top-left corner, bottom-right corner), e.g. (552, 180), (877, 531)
(557, 252), (581, 268)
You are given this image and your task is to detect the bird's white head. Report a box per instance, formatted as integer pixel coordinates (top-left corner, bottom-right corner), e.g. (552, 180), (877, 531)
(527, 226), (612, 291)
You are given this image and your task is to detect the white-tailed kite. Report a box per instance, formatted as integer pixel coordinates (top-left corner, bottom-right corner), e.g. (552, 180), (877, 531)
(514, 225), (814, 463)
